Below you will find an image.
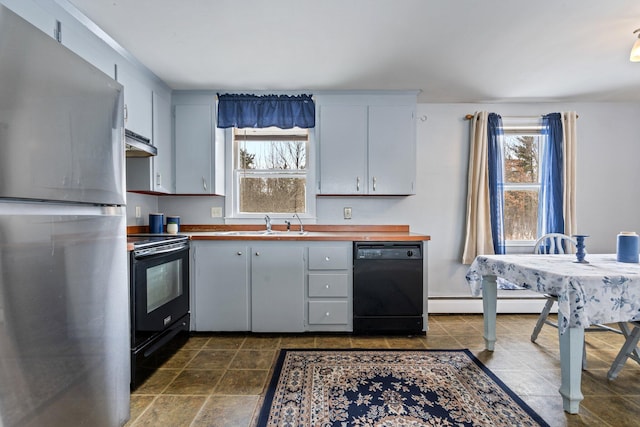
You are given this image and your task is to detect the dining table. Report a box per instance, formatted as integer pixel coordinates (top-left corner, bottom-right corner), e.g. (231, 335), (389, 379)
(465, 253), (640, 414)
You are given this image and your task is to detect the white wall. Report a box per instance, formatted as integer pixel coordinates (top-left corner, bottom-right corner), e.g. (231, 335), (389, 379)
(136, 101), (640, 305)
(320, 101), (640, 298)
(126, 192), (158, 226)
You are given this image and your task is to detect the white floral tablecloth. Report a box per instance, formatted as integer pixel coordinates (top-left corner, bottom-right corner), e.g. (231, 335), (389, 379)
(466, 254), (640, 332)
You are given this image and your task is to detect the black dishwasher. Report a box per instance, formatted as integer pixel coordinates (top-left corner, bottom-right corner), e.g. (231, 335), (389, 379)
(353, 242), (424, 334)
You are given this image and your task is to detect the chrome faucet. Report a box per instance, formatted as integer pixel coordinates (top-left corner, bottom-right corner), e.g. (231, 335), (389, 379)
(264, 215), (272, 233)
(293, 213), (304, 233)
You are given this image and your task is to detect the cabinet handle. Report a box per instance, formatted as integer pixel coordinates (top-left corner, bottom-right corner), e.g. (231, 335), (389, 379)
(356, 176), (360, 192)
(325, 284), (330, 289)
(124, 104), (128, 122)
(237, 251), (243, 256)
(372, 176), (377, 191)
(202, 177), (207, 191)
(325, 256), (330, 261)
(255, 252), (260, 256)
(325, 312), (331, 317)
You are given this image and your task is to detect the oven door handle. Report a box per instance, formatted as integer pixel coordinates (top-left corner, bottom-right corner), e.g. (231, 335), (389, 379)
(134, 245), (188, 259)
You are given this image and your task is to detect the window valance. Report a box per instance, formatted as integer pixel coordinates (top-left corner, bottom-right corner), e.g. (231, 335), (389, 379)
(217, 94), (315, 129)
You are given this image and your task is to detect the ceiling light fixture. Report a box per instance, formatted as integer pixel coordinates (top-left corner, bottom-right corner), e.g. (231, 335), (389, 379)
(630, 29), (640, 62)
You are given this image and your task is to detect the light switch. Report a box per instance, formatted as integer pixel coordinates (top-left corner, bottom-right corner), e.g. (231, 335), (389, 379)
(343, 207), (352, 220)
(211, 207), (223, 218)
(135, 206), (141, 218)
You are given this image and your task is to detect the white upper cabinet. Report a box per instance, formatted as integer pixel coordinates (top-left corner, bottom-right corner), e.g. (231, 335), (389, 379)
(317, 93), (417, 195)
(318, 105), (368, 194)
(174, 103), (214, 194)
(118, 66), (153, 139)
(152, 90), (174, 193)
(173, 92), (224, 195)
(125, 89), (174, 193)
(368, 104), (416, 195)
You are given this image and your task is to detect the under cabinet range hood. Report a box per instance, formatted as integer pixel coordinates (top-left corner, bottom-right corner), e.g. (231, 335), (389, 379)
(125, 129), (157, 157)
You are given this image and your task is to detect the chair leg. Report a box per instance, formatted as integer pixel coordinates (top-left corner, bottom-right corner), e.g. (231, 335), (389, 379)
(531, 298), (555, 342)
(618, 322), (640, 362)
(607, 326), (640, 380)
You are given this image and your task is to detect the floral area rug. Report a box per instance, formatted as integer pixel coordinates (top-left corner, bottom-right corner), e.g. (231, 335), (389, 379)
(256, 349), (549, 427)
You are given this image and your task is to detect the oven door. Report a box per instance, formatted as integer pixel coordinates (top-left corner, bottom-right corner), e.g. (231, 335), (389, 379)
(131, 245), (189, 341)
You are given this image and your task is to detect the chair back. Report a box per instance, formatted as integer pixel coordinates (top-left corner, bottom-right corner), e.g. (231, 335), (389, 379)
(533, 233), (577, 254)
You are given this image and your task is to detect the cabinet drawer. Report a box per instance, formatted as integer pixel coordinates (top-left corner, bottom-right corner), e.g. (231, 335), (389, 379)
(308, 246), (350, 270)
(308, 301), (349, 325)
(308, 274), (348, 297)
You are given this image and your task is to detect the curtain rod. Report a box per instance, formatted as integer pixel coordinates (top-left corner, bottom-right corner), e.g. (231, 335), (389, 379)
(464, 114), (578, 120)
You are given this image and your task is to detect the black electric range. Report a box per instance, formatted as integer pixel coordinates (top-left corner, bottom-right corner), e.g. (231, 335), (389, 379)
(127, 233), (189, 249)
(127, 233), (191, 389)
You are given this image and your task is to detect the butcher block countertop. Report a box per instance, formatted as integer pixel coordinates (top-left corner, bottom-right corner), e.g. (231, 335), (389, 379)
(127, 224), (430, 242)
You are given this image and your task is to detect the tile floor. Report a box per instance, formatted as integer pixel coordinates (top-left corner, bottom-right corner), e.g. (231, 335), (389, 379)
(125, 314), (640, 427)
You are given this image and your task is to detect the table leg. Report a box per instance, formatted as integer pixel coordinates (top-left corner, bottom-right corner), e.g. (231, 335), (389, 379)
(482, 275), (497, 351)
(558, 311), (584, 414)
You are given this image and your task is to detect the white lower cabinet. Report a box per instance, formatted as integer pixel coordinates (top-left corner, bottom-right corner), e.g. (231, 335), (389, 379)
(306, 243), (353, 332)
(251, 243), (305, 332)
(308, 301), (349, 325)
(192, 240), (352, 333)
(192, 242), (250, 331)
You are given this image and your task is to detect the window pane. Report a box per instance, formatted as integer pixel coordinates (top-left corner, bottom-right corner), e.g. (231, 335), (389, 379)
(239, 177), (306, 213)
(504, 190), (538, 240)
(237, 141), (306, 170)
(503, 135), (539, 183)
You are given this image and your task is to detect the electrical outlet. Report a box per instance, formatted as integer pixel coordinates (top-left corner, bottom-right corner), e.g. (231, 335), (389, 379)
(343, 207), (352, 220)
(135, 206), (141, 218)
(211, 207), (223, 218)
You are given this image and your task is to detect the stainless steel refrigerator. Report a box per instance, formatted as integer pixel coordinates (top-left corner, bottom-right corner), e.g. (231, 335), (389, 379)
(0, 5), (129, 426)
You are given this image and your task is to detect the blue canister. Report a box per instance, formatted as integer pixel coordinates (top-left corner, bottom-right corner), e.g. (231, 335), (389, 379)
(149, 213), (164, 234)
(617, 232), (639, 263)
(166, 215), (180, 232)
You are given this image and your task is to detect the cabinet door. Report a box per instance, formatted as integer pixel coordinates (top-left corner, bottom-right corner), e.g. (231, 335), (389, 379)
(318, 104), (367, 195)
(193, 243), (250, 331)
(368, 104), (416, 195)
(251, 244), (305, 332)
(152, 90), (174, 193)
(118, 67), (153, 139)
(125, 91), (174, 193)
(174, 104), (213, 194)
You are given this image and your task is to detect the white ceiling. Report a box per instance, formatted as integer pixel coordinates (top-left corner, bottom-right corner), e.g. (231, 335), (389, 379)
(66, 0), (640, 103)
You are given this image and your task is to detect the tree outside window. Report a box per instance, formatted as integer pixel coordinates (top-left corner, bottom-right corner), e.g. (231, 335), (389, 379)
(502, 133), (543, 241)
(234, 127), (308, 214)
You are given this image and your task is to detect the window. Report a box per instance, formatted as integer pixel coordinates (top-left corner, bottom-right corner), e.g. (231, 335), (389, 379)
(463, 112), (573, 263)
(232, 127), (310, 216)
(501, 121), (544, 242)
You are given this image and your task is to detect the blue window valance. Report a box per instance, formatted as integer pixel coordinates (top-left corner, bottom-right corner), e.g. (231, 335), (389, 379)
(217, 93), (315, 129)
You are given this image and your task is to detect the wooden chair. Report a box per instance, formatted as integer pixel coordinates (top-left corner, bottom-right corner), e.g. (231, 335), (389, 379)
(607, 321), (640, 380)
(529, 233), (622, 369)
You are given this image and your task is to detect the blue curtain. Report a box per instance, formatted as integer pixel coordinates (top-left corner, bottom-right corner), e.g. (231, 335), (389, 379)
(217, 94), (315, 129)
(538, 113), (564, 236)
(488, 113), (505, 255)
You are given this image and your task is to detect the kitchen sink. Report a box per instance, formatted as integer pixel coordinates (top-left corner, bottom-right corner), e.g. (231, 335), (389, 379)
(216, 231), (268, 236)
(217, 230), (307, 236)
